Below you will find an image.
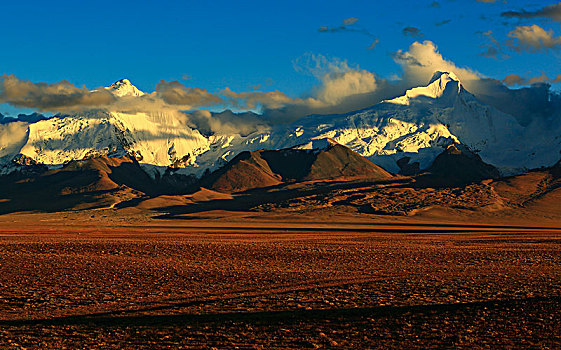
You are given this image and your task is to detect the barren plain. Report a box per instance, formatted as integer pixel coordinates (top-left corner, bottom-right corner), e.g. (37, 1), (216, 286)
(0, 209), (560, 349)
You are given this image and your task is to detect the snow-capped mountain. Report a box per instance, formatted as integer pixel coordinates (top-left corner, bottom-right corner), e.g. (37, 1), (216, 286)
(3, 109), (211, 177)
(201, 71), (559, 175)
(105, 79), (145, 97)
(0, 72), (559, 177)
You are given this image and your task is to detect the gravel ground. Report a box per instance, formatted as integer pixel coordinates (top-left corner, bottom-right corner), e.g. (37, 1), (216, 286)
(0, 225), (560, 349)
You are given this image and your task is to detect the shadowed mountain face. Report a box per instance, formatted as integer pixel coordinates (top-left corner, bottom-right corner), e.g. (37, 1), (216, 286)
(61, 156), (155, 193)
(417, 145), (501, 187)
(202, 142), (393, 193)
(550, 159), (561, 179)
(200, 151), (283, 194)
(0, 156), (155, 213)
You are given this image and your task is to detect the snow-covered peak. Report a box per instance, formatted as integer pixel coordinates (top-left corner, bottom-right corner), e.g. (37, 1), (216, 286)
(385, 71), (463, 105)
(428, 71), (460, 85)
(106, 79), (145, 97)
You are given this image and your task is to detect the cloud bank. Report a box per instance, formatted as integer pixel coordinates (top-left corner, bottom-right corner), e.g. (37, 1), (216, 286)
(2, 41), (559, 136)
(503, 73), (561, 86)
(0, 75), (116, 111)
(154, 81), (222, 107)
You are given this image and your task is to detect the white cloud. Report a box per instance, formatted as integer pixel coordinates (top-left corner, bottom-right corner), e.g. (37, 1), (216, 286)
(393, 41), (481, 91)
(314, 69), (377, 105)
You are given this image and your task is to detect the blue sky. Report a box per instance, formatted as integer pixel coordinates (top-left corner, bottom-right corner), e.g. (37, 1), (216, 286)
(1, 0), (560, 116)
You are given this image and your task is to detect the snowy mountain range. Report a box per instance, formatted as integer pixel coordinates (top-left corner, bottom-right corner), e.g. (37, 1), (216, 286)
(1, 71), (560, 178)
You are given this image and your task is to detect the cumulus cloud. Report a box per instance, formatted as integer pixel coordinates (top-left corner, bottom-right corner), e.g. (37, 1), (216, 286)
(0, 75), (116, 112)
(502, 3), (561, 22)
(187, 109), (268, 136)
(393, 41), (481, 90)
(0, 121), (29, 158)
(291, 55), (378, 104)
(507, 24), (561, 52)
(221, 54), (379, 119)
(237, 40), (555, 129)
(154, 81), (222, 107)
(503, 73), (561, 86)
(222, 88), (307, 110)
(314, 69), (377, 105)
(0, 54), (384, 134)
(294, 40), (484, 110)
(0, 74), (228, 116)
(295, 54), (382, 106)
(502, 74), (526, 86)
(185, 42), (561, 135)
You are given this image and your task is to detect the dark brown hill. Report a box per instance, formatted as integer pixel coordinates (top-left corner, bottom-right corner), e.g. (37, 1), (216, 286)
(306, 143), (392, 181)
(202, 140), (393, 193)
(200, 151), (283, 194)
(0, 156), (152, 213)
(550, 159), (561, 179)
(417, 144), (500, 187)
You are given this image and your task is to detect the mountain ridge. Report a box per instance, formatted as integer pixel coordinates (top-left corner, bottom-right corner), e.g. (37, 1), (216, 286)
(0, 71), (559, 179)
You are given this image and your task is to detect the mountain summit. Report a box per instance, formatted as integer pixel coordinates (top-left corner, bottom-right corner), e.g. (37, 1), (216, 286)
(428, 71), (460, 85)
(386, 71), (463, 105)
(106, 79), (145, 97)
